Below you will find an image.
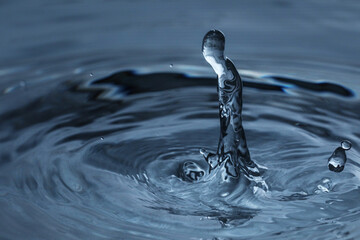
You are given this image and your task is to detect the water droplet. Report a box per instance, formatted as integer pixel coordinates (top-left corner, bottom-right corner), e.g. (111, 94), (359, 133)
(90, 73), (94, 77)
(169, 64), (173, 68)
(341, 140), (351, 150)
(328, 144), (347, 172)
(100, 137), (104, 140)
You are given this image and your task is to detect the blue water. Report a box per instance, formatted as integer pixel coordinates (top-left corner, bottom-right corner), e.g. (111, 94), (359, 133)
(1, 1), (360, 239)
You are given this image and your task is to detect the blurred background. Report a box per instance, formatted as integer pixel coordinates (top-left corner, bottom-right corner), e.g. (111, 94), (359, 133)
(1, 0), (360, 79)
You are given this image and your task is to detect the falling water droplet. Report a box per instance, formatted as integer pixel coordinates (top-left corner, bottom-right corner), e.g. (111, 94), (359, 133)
(169, 64), (173, 68)
(328, 141), (351, 172)
(100, 137), (104, 140)
(341, 140), (352, 150)
(90, 73), (94, 77)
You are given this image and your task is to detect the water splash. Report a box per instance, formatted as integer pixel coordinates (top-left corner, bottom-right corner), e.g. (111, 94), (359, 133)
(179, 161), (205, 182)
(197, 30), (266, 189)
(328, 140), (352, 172)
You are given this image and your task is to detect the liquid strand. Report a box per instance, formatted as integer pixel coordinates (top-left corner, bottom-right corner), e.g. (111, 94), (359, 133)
(200, 30), (264, 185)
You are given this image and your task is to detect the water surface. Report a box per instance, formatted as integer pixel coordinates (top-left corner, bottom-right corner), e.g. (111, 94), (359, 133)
(1, 1), (360, 239)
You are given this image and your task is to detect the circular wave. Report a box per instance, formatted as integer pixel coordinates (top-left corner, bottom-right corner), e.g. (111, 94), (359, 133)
(1, 63), (360, 239)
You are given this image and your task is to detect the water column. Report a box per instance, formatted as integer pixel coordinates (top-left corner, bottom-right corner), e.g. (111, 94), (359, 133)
(200, 30), (261, 183)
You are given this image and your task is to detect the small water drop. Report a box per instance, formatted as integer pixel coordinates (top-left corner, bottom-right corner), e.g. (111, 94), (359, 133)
(100, 137), (104, 140)
(90, 73), (94, 77)
(341, 140), (352, 150)
(328, 141), (350, 172)
(169, 64), (173, 68)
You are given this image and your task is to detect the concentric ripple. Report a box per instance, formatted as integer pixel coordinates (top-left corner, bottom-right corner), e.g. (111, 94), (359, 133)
(1, 64), (360, 239)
